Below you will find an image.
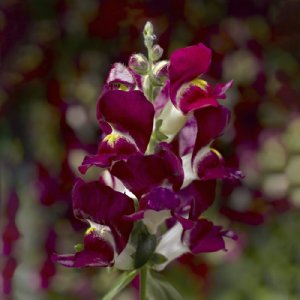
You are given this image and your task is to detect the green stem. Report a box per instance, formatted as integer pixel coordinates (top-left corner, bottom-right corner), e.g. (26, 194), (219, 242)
(139, 267), (148, 300)
(146, 44), (155, 102)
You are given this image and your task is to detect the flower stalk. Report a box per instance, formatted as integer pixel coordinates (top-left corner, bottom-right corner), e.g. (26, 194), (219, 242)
(139, 266), (148, 300)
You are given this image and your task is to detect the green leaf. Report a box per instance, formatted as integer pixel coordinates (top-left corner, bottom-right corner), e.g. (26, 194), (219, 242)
(156, 131), (168, 141)
(134, 232), (156, 268)
(102, 270), (138, 300)
(129, 222), (157, 268)
(155, 119), (163, 129)
(147, 271), (183, 300)
(150, 253), (168, 265)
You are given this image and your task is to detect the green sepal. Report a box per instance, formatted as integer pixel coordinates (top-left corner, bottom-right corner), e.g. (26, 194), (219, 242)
(153, 119), (168, 141)
(130, 222), (157, 269)
(147, 270), (183, 300)
(74, 243), (84, 252)
(102, 270), (138, 300)
(150, 253), (168, 265)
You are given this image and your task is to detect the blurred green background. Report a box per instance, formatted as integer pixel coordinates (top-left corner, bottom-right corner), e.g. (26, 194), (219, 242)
(1, 0), (300, 299)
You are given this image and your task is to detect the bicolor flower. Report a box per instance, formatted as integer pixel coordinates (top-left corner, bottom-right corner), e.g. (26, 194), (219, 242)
(79, 82), (155, 174)
(53, 179), (135, 268)
(169, 43), (232, 114)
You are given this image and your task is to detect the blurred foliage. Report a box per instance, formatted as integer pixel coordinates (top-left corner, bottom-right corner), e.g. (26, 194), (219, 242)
(1, 0), (300, 299)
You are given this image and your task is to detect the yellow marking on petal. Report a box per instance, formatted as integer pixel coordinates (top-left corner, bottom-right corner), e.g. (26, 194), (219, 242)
(191, 78), (208, 90)
(85, 227), (95, 235)
(112, 82), (129, 91)
(119, 83), (129, 91)
(104, 133), (120, 146)
(211, 148), (223, 159)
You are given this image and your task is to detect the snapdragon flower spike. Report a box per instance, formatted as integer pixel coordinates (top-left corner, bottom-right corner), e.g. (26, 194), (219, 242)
(53, 179), (135, 267)
(111, 142), (183, 198)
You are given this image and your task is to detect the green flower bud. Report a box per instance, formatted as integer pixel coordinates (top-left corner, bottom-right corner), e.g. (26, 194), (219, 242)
(143, 21), (156, 48)
(143, 21), (154, 37)
(151, 44), (163, 61)
(129, 53), (148, 75)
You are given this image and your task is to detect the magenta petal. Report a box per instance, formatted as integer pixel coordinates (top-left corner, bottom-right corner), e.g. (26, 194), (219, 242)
(193, 106), (230, 159)
(97, 90), (154, 152)
(79, 135), (138, 174)
(184, 219), (230, 254)
(111, 144), (183, 197)
(111, 154), (169, 198)
(196, 150), (243, 181)
(105, 63), (136, 90)
(211, 80), (233, 99)
(52, 230), (114, 268)
(156, 142), (184, 191)
(173, 213), (195, 230)
(141, 187), (180, 211)
(178, 85), (219, 114)
(179, 180), (216, 220)
(73, 179), (134, 253)
(169, 43), (211, 103)
(177, 116), (197, 156)
(154, 81), (170, 116)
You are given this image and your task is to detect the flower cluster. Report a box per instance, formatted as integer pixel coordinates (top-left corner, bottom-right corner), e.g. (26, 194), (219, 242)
(53, 22), (242, 295)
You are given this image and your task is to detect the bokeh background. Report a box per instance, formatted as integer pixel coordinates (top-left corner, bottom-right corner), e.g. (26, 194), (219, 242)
(1, 0), (300, 299)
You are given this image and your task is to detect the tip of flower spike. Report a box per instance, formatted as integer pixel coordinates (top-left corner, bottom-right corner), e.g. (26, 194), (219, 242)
(143, 21), (154, 37)
(143, 21), (156, 48)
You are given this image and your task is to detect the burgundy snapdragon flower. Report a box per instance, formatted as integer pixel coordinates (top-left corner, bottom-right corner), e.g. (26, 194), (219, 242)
(79, 64), (155, 174)
(53, 179), (135, 268)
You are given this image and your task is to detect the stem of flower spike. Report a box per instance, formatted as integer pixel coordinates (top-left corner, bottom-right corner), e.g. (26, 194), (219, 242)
(139, 266), (148, 300)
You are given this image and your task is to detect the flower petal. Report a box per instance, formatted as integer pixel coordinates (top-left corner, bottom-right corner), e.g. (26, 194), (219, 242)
(195, 149), (243, 181)
(105, 63), (136, 90)
(52, 229), (114, 268)
(97, 90), (154, 152)
(183, 219), (235, 254)
(210, 80), (233, 99)
(178, 84), (219, 114)
(73, 179), (135, 253)
(177, 116), (197, 156)
(140, 187), (180, 211)
(111, 143), (183, 197)
(193, 105), (230, 159)
(169, 43), (211, 103)
(79, 134), (138, 174)
(178, 180), (216, 220)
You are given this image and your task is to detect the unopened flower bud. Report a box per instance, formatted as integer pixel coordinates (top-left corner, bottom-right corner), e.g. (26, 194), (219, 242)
(129, 53), (148, 74)
(143, 21), (154, 38)
(153, 60), (169, 82)
(143, 21), (156, 48)
(151, 44), (163, 61)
